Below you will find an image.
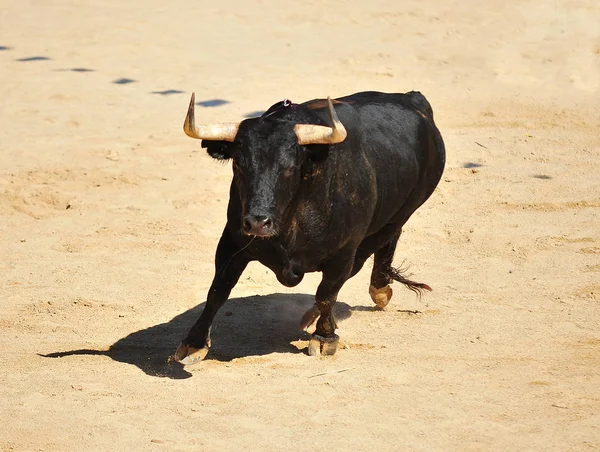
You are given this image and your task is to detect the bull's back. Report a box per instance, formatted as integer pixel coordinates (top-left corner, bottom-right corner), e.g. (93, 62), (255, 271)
(334, 92), (444, 233)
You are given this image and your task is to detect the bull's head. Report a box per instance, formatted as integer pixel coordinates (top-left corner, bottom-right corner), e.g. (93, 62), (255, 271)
(183, 93), (347, 237)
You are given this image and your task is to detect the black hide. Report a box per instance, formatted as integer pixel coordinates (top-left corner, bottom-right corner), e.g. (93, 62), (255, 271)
(182, 90), (446, 359)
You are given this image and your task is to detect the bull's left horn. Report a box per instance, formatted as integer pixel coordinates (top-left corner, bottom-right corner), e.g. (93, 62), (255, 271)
(294, 97), (347, 145)
(183, 93), (240, 142)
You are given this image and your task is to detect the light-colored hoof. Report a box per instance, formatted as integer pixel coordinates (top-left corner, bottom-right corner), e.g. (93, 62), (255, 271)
(369, 284), (393, 308)
(172, 343), (209, 365)
(300, 305), (321, 331)
(308, 334), (340, 357)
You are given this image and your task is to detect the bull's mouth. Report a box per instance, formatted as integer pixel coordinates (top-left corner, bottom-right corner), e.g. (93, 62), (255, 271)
(243, 230), (275, 238)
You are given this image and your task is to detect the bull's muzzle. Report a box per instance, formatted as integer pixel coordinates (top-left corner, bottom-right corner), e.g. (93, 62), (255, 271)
(242, 215), (275, 237)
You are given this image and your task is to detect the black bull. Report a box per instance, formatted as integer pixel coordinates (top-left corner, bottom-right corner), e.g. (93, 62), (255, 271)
(174, 90), (446, 364)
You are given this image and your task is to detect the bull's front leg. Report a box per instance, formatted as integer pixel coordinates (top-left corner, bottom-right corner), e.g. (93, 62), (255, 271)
(304, 250), (355, 357)
(173, 227), (249, 365)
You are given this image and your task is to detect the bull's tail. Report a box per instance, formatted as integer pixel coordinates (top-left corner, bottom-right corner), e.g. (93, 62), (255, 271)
(385, 264), (432, 298)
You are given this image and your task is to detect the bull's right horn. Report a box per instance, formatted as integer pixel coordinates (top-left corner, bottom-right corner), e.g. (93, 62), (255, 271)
(294, 97), (347, 145)
(183, 93), (240, 142)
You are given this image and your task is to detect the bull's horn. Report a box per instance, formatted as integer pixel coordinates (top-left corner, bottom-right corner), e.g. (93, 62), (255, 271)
(183, 93), (240, 142)
(294, 97), (347, 145)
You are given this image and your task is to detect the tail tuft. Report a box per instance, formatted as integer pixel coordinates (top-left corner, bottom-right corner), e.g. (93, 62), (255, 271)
(385, 263), (432, 299)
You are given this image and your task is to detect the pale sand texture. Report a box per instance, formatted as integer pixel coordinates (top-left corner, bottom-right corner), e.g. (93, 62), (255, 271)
(1, 1), (599, 450)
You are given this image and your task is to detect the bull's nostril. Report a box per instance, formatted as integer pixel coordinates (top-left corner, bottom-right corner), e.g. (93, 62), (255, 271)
(243, 215), (274, 236)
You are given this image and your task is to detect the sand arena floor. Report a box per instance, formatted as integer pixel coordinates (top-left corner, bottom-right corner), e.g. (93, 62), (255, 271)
(1, 1), (599, 450)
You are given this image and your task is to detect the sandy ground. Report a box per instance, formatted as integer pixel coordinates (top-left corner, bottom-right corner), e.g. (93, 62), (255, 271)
(1, 0), (599, 450)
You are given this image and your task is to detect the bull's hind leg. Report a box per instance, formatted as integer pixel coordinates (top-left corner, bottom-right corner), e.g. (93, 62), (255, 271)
(173, 227), (249, 365)
(369, 231), (399, 308)
(370, 228), (431, 308)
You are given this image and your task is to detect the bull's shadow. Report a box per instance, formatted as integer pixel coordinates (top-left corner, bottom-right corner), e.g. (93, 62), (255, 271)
(41, 293), (352, 379)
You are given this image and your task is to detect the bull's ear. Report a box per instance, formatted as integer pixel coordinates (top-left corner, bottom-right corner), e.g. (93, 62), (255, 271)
(202, 140), (233, 160)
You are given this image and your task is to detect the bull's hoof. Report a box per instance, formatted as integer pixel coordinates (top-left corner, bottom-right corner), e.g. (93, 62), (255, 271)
(172, 343), (209, 365)
(300, 304), (321, 331)
(308, 334), (339, 357)
(369, 284), (393, 308)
